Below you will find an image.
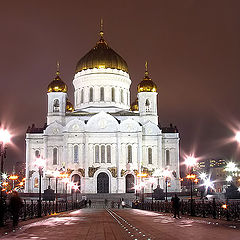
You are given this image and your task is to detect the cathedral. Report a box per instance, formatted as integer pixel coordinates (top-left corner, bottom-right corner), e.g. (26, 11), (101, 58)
(25, 27), (181, 194)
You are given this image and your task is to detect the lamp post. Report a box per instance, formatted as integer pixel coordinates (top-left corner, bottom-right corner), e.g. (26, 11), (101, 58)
(184, 155), (197, 216)
(163, 169), (171, 202)
(35, 157), (45, 218)
(148, 177), (156, 204)
(9, 174), (19, 190)
(0, 128), (11, 226)
(53, 170), (60, 212)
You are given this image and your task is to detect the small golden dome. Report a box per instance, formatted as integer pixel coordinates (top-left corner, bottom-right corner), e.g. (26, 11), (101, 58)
(130, 98), (139, 111)
(137, 62), (157, 93)
(48, 68), (67, 93)
(66, 99), (74, 112)
(75, 27), (128, 73)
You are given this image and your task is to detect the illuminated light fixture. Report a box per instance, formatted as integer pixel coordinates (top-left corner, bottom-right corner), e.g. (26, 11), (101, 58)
(226, 176), (233, 182)
(199, 172), (207, 180)
(22, 177), (26, 181)
(184, 155), (197, 167)
(203, 178), (214, 189)
(137, 173), (148, 177)
(222, 204), (227, 209)
(194, 179), (199, 184)
(225, 162), (239, 172)
(235, 131), (240, 143)
(35, 157), (45, 168)
(2, 173), (8, 180)
(9, 175), (19, 180)
(19, 182), (24, 186)
(59, 173), (69, 178)
(2, 182), (8, 186)
(238, 187), (240, 192)
(0, 128), (12, 145)
(98, 65), (105, 69)
(186, 174), (196, 179)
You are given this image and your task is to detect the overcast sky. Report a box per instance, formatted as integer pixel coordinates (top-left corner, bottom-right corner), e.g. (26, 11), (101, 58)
(1, 0), (240, 172)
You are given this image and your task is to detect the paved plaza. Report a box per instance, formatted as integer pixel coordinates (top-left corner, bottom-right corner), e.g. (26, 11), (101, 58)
(0, 208), (239, 240)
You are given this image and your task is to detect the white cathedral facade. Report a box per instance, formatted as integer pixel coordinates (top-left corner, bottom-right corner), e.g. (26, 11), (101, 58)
(25, 29), (181, 194)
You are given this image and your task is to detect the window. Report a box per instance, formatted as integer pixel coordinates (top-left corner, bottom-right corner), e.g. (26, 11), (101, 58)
(148, 148), (152, 164)
(35, 150), (40, 158)
(53, 148), (58, 165)
(107, 145), (111, 163)
(127, 145), (132, 163)
(166, 150), (170, 166)
(121, 89), (124, 103)
(101, 145), (105, 163)
(81, 89), (84, 103)
(111, 88), (115, 102)
(74, 145), (79, 163)
(145, 99), (150, 112)
(53, 99), (60, 112)
(34, 178), (39, 188)
(100, 87), (104, 101)
(89, 87), (93, 102)
(95, 145), (99, 163)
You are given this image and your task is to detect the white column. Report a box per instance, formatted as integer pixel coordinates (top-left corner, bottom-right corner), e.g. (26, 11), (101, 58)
(116, 133), (121, 192)
(137, 133), (142, 173)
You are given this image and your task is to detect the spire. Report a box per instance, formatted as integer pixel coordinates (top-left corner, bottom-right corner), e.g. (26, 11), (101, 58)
(100, 18), (104, 39)
(145, 61), (148, 77)
(56, 61), (60, 76)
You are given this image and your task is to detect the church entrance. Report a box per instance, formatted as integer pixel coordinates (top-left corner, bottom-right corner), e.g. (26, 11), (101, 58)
(126, 174), (135, 193)
(71, 174), (81, 193)
(97, 172), (109, 193)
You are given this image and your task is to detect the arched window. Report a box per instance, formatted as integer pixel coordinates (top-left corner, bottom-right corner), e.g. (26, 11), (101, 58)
(111, 88), (115, 102)
(95, 145), (99, 163)
(166, 149), (170, 166)
(100, 87), (104, 101)
(107, 145), (111, 163)
(81, 89), (84, 103)
(148, 148), (152, 164)
(101, 145), (105, 163)
(34, 178), (39, 188)
(121, 89), (124, 103)
(53, 148), (58, 165)
(127, 145), (132, 163)
(74, 145), (79, 163)
(89, 87), (93, 102)
(145, 99), (150, 112)
(35, 150), (40, 158)
(53, 99), (60, 112)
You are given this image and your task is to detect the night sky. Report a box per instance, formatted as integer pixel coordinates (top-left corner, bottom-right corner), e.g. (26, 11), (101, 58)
(1, 0), (240, 172)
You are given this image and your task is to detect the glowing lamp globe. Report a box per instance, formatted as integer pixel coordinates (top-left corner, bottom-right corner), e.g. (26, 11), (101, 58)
(235, 131), (240, 143)
(0, 128), (11, 145)
(184, 155), (197, 167)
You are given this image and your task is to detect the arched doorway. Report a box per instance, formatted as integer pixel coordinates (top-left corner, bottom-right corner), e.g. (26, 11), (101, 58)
(126, 174), (135, 193)
(71, 174), (81, 193)
(97, 172), (109, 193)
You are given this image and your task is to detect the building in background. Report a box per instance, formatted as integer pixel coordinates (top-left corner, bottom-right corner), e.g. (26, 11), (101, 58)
(25, 27), (180, 194)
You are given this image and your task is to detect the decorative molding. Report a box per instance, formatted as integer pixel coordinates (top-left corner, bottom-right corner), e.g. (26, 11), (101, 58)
(88, 166), (99, 177)
(78, 168), (85, 177)
(108, 167), (117, 178)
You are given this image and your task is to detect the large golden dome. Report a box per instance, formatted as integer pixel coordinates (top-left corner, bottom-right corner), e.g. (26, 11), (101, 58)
(48, 70), (67, 93)
(75, 30), (128, 73)
(66, 99), (74, 112)
(137, 62), (157, 93)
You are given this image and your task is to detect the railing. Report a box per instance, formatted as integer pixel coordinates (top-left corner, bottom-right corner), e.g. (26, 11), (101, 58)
(2, 199), (86, 225)
(132, 199), (240, 221)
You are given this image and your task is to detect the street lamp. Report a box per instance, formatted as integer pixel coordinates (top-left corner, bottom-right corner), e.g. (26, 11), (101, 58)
(53, 170), (61, 212)
(186, 174), (196, 215)
(137, 172), (147, 202)
(35, 157), (45, 218)
(9, 174), (19, 189)
(0, 128), (11, 226)
(163, 169), (171, 202)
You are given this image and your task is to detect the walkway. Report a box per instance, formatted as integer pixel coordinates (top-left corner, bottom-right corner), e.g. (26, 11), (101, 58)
(1, 208), (239, 240)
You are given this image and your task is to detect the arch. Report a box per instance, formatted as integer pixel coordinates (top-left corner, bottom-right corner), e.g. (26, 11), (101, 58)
(95, 145), (99, 163)
(81, 89), (84, 103)
(53, 99), (60, 112)
(35, 150), (40, 158)
(120, 89), (124, 103)
(71, 174), (81, 192)
(89, 87), (93, 102)
(148, 147), (152, 164)
(53, 148), (58, 165)
(100, 87), (104, 101)
(97, 172), (109, 193)
(73, 145), (79, 163)
(126, 174), (135, 193)
(166, 149), (170, 166)
(107, 145), (111, 163)
(145, 99), (150, 112)
(111, 87), (115, 102)
(101, 145), (105, 163)
(127, 145), (132, 163)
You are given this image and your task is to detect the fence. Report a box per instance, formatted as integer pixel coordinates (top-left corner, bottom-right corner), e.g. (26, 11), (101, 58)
(2, 199), (86, 225)
(132, 199), (240, 221)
